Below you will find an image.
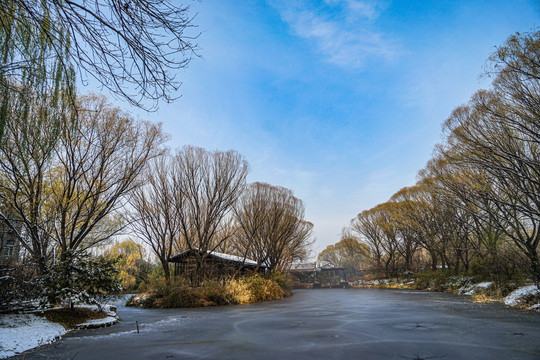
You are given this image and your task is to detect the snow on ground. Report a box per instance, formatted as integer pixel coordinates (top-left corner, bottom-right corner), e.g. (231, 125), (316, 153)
(0, 304), (119, 358)
(75, 315), (118, 329)
(459, 281), (493, 296)
(0, 314), (66, 359)
(475, 282), (493, 289)
(74, 305), (118, 329)
(504, 285), (540, 307)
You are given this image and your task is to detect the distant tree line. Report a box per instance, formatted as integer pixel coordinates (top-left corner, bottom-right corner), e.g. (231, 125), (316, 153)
(348, 31), (540, 286)
(317, 231), (371, 274)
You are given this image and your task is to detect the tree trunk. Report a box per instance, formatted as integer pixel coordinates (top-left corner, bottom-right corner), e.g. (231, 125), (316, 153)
(160, 258), (170, 284)
(527, 246), (540, 288)
(430, 251), (437, 271)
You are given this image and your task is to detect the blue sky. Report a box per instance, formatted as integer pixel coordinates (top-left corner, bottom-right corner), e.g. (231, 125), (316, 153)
(118, 0), (538, 256)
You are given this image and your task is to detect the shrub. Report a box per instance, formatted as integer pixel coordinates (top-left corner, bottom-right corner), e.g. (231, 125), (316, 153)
(224, 278), (251, 304)
(129, 274), (289, 308)
(42, 252), (121, 308)
(413, 270), (454, 292)
(267, 271), (291, 291)
(469, 254), (524, 283)
(245, 274), (288, 303)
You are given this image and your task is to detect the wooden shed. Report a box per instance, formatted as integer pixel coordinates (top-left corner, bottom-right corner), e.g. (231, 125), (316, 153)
(169, 249), (266, 279)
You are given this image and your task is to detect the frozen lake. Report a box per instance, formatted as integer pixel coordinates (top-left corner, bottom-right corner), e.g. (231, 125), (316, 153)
(14, 289), (540, 359)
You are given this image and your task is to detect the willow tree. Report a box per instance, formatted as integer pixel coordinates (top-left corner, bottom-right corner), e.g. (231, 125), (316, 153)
(439, 31), (540, 284)
(128, 154), (178, 282)
(233, 182), (313, 273)
(0, 94), (165, 273)
(0, 5), (75, 271)
(51, 94), (166, 259)
(352, 208), (384, 273)
(0, 0), (198, 111)
(317, 234), (370, 272)
(172, 146), (249, 281)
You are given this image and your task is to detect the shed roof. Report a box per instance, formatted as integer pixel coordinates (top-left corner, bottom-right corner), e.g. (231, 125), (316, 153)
(290, 262), (317, 271)
(169, 249), (265, 268)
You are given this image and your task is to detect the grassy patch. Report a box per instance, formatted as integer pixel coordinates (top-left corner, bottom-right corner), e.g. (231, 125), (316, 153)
(40, 307), (107, 329)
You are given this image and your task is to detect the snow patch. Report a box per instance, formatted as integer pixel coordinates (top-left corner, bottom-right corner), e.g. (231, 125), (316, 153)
(0, 314), (66, 359)
(458, 280), (492, 296)
(504, 285), (540, 307)
(74, 305), (118, 329)
(75, 316), (118, 329)
(475, 282), (493, 289)
(0, 304), (119, 357)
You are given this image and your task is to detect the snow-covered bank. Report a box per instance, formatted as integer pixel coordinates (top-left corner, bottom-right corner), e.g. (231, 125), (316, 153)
(74, 305), (118, 329)
(0, 305), (119, 359)
(352, 277), (540, 311)
(0, 314), (66, 359)
(504, 285), (540, 310)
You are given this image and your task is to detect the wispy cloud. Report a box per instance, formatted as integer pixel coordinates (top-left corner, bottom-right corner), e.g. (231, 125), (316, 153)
(268, 0), (397, 69)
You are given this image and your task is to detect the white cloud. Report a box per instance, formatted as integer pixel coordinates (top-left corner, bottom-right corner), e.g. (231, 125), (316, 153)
(268, 0), (397, 69)
(346, 0), (378, 18)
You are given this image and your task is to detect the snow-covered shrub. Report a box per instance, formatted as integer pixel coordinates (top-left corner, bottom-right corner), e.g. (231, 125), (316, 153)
(42, 251), (121, 308)
(0, 264), (44, 312)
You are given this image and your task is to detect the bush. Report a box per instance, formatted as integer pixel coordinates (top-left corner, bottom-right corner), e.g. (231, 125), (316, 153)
(224, 278), (251, 304)
(0, 264), (43, 312)
(413, 270), (455, 292)
(267, 271), (291, 291)
(469, 254), (526, 285)
(129, 274), (289, 308)
(245, 274), (288, 303)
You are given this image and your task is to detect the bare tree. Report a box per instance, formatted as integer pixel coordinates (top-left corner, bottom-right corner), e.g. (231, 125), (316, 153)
(233, 182), (313, 273)
(127, 154), (178, 282)
(347, 31), (540, 283)
(434, 32), (540, 283)
(1, 0), (198, 111)
(172, 146), (249, 281)
(352, 208), (385, 273)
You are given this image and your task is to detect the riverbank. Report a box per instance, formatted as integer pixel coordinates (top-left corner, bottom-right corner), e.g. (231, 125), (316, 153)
(349, 276), (540, 311)
(0, 304), (118, 359)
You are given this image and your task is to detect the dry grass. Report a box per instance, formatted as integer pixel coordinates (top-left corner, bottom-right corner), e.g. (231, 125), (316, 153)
(40, 307), (107, 329)
(130, 274), (290, 309)
(225, 278), (252, 304)
(471, 294), (501, 303)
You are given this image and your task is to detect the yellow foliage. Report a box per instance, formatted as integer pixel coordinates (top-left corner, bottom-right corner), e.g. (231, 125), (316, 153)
(119, 270), (136, 289)
(224, 278), (252, 304)
(104, 239), (148, 290)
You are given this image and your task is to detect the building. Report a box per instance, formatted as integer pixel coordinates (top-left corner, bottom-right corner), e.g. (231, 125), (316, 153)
(169, 249), (266, 279)
(0, 220), (21, 264)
